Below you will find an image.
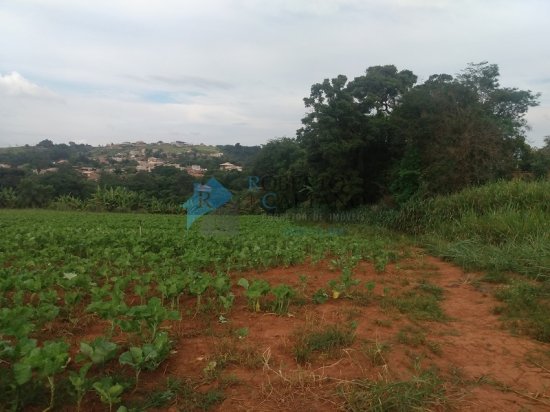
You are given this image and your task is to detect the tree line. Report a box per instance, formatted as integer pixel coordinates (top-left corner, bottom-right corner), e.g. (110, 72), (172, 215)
(250, 62), (550, 211)
(1, 61), (549, 214)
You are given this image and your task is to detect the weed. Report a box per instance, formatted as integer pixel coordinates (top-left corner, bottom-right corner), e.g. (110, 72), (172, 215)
(385, 292), (447, 321)
(214, 337), (263, 369)
(312, 288), (329, 304)
(175, 379), (225, 411)
(397, 326), (442, 356)
(495, 280), (550, 342)
(293, 322), (356, 364)
(342, 368), (447, 411)
(361, 340), (391, 366)
(415, 281), (444, 300)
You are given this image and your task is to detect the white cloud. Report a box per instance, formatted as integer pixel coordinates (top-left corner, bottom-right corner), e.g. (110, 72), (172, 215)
(0, 71), (56, 98)
(0, 0), (548, 147)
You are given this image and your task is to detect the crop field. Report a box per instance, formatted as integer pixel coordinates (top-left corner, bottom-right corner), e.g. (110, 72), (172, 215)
(1, 207), (550, 411)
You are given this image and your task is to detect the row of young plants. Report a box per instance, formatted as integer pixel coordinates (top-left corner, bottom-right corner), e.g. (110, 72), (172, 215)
(0, 209), (403, 410)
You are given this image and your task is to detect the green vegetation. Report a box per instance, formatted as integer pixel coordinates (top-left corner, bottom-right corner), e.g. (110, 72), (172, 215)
(293, 322), (356, 364)
(0, 209), (401, 410)
(383, 281), (447, 322)
(342, 368), (447, 411)
(374, 179), (550, 342)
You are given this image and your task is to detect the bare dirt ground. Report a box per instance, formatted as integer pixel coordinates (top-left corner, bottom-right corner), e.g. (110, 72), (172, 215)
(62, 250), (550, 411)
(144, 250), (548, 411)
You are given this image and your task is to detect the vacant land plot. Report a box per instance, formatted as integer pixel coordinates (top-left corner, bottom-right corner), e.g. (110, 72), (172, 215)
(0, 209), (549, 411)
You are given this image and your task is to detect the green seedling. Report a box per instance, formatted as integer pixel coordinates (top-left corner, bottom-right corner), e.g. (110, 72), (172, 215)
(271, 284), (296, 314)
(312, 288), (329, 304)
(86, 298), (128, 336)
(328, 266), (360, 299)
(92, 377), (124, 412)
(237, 278), (271, 312)
(0, 306), (35, 338)
(189, 273), (213, 313)
(212, 273), (235, 313)
(119, 332), (171, 389)
(127, 297), (180, 341)
(13, 340), (70, 412)
(78, 337), (118, 365)
(69, 363), (92, 412)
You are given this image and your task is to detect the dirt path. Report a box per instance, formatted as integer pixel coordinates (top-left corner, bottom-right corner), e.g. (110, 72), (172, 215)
(424, 256), (550, 411)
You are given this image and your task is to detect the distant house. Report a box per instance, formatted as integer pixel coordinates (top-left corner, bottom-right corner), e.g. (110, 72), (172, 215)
(209, 152), (224, 158)
(37, 167), (58, 175)
(219, 162), (242, 172)
(185, 164), (206, 177)
(78, 167), (99, 181)
(54, 159), (69, 165)
(0, 163), (11, 169)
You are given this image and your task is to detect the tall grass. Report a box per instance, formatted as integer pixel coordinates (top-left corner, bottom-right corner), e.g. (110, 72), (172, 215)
(369, 179), (550, 342)
(379, 180), (550, 280)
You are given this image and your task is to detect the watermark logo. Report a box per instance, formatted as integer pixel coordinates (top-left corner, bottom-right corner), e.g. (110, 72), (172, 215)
(181, 177), (232, 229)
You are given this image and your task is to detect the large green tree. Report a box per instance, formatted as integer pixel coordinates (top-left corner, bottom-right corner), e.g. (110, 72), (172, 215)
(297, 66), (417, 209)
(392, 63), (539, 197)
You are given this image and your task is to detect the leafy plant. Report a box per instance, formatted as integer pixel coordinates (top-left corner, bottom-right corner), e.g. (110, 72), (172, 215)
(312, 288), (329, 304)
(328, 266), (360, 298)
(78, 337), (118, 365)
(69, 363), (92, 412)
(13, 341), (70, 411)
(189, 273), (213, 313)
(119, 332), (171, 389)
(92, 377), (125, 412)
(237, 278), (271, 312)
(127, 297), (180, 341)
(271, 284), (296, 314)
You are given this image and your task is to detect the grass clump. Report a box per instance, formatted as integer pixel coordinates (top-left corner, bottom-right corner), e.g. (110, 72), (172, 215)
(494, 280), (550, 342)
(293, 322), (356, 364)
(382, 280), (446, 322)
(342, 368), (447, 411)
(361, 340), (391, 366)
(397, 325), (441, 355)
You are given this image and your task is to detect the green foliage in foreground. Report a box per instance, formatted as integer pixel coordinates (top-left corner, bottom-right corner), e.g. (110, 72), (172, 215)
(0, 209), (403, 410)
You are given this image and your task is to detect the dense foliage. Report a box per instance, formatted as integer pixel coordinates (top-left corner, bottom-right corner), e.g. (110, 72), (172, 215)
(253, 62), (546, 211)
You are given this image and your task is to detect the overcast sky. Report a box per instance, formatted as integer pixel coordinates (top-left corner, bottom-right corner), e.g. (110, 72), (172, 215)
(0, 0), (549, 148)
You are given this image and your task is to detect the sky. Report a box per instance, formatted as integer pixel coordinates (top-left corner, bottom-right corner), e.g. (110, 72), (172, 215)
(0, 0), (549, 148)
